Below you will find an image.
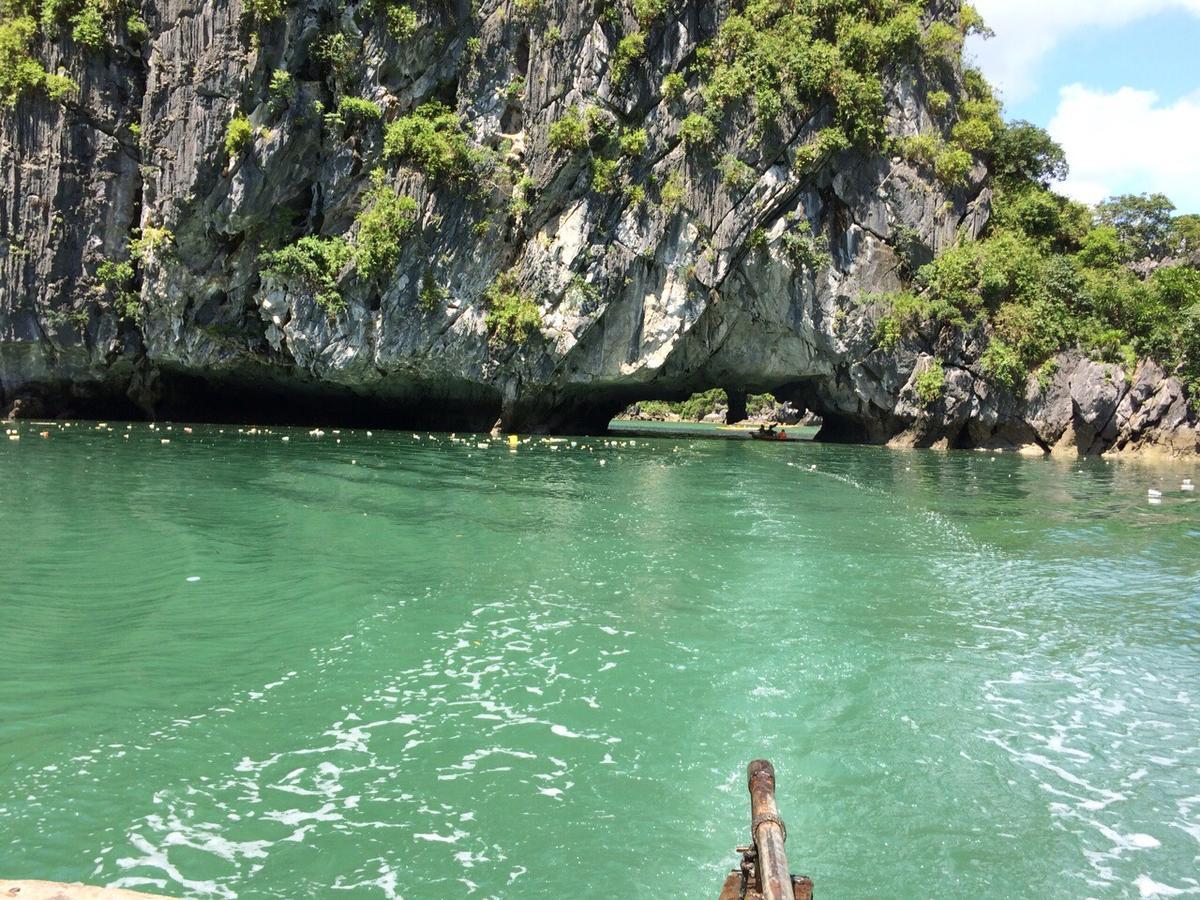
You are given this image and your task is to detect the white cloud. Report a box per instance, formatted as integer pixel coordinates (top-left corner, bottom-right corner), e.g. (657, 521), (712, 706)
(968, 0), (1200, 104)
(1048, 85), (1200, 212)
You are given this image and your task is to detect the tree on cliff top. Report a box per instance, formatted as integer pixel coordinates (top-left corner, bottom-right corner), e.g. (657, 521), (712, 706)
(1095, 194), (1177, 262)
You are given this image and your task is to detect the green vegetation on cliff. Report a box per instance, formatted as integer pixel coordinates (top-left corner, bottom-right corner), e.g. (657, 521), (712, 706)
(258, 170), (418, 313)
(680, 0), (992, 180)
(383, 102), (481, 183)
(260, 236), (354, 314)
(876, 116), (1200, 401)
(1, 1), (71, 105)
(0, 0), (153, 105)
(484, 273), (542, 347)
(353, 169), (419, 281)
(224, 114), (254, 157)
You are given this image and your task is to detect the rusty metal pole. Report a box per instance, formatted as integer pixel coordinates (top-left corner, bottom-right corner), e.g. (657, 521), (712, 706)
(748, 760), (793, 900)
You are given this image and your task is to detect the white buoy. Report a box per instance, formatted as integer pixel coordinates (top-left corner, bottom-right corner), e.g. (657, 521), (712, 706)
(1148, 489), (1163, 499)
(1183, 479), (1194, 492)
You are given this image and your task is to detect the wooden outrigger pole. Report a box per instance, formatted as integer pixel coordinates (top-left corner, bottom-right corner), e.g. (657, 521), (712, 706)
(719, 760), (813, 900)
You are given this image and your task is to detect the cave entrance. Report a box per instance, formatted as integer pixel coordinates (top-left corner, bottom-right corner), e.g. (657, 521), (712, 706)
(505, 385), (821, 437)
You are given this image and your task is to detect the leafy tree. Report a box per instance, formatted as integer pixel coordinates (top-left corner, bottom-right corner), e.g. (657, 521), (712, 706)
(383, 102), (478, 182)
(69, 0), (104, 49)
(611, 31), (645, 84)
(590, 157), (618, 193)
(484, 273), (542, 346)
(315, 31), (356, 78)
(1075, 226), (1124, 269)
(1170, 214), (1200, 255)
(268, 69), (294, 103)
(661, 72), (686, 101)
(260, 236), (354, 315)
(385, 3), (418, 39)
(632, 0), (667, 26)
(353, 170), (418, 280)
(333, 96), (382, 128)
(914, 359), (946, 406)
(547, 106), (588, 152)
(679, 113), (716, 148)
(990, 183), (1088, 250)
(618, 127), (648, 158)
(0, 15), (47, 106)
(1095, 193), (1176, 261)
(246, 0), (285, 23)
(993, 121), (1068, 187)
(224, 114), (254, 156)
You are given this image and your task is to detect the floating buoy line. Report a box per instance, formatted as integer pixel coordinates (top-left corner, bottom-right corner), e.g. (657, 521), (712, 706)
(4, 422), (1197, 508)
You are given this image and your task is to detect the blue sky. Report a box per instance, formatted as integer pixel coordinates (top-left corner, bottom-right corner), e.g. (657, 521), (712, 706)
(968, 1), (1200, 213)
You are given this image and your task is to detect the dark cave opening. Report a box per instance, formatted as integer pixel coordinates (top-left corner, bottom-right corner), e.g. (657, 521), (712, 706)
(150, 368), (504, 431)
(6, 368), (504, 432)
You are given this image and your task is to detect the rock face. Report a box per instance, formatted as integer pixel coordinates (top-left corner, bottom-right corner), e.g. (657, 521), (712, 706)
(884, 348), (1199, 456)
(2, 0), (1196, 455)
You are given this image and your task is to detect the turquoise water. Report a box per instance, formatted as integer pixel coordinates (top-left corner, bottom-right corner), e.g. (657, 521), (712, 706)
(1, 421), (1198, 899)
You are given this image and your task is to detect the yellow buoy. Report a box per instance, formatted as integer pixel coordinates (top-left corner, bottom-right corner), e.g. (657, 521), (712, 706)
(507, 434), (519, 448)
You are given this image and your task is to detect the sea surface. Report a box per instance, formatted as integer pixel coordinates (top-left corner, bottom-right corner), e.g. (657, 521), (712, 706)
(1, 420), (1198, 899)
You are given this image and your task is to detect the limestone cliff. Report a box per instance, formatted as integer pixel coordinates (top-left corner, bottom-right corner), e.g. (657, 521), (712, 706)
(2, 0), (1196, 455)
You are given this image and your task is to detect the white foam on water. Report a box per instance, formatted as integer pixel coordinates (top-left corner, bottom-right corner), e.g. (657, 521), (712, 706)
(261, 801), (343, 827)
(414, 829), (467, 844)
(331, 861), (403, 899)
(112, 824), (247, 899)
(1135, 874), (1195, 898)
